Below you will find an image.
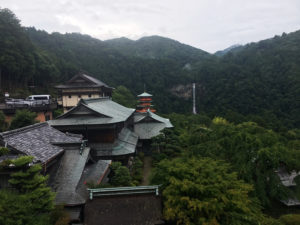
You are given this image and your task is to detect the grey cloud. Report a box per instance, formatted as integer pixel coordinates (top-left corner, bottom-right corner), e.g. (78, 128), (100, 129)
(1, 0), (300, 52)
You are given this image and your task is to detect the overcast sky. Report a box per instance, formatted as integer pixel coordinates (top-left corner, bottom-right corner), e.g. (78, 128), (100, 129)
(1, 0), (300, 53)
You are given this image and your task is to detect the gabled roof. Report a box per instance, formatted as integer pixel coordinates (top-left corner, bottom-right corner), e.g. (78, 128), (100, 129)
(91, 128), (138, 157)
(134, 111), (173, 140)
(138, 92), (152, 97)
(49, 98), (135, 127)
(54, 147), (90, 205)
(0, 123), (82, 164)
(52, 144), (111, 206)
(55, 72), (112, 89)
(134, 110), (173, 127)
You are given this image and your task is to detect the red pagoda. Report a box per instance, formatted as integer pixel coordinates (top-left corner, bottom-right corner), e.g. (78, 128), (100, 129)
(136, 92), (156, 113)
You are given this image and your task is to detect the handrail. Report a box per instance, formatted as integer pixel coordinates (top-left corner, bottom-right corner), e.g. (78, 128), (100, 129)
(88, 185), (160, 200)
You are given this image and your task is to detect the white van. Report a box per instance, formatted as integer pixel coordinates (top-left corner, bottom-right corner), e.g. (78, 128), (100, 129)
(26, 95), (51, 106)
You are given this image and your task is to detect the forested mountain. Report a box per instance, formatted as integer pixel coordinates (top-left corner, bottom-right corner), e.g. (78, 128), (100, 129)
(0, 8), (299, 129)
(214, 44), (243, 56)
(191, 31), (300, 129)
(105, 35), (210, 62)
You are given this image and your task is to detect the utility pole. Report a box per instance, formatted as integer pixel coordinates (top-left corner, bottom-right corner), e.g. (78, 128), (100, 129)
(192, 83), (197, 114)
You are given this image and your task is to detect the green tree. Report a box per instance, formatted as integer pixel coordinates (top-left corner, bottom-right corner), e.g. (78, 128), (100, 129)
(8, 156), (55, 211)
(279, 214), (300, 225)
(0, 110), (7, 131)
(151, 157), (263, 225)
(9, 109), (37, 130)
(112, 85), (136, 108)
(109, 162), (132, 186)
(188, 119), (300, 207)
(0, 156), (55, 225)
(0, 147), (9, 156)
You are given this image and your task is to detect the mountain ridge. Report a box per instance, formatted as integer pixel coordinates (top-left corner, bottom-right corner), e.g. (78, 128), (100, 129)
(0, 8), (299, 129)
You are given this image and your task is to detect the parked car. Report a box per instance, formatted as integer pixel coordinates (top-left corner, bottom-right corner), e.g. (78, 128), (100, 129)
(26, 95), (51, 106)
(5, 98), (29, 107)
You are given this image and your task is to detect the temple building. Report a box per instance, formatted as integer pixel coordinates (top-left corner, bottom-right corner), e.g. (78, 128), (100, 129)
(0, 122), (111, 222)
(55, 72), (113, 112)
(48, 98), (138, 163)
(134, 91), (173, 152)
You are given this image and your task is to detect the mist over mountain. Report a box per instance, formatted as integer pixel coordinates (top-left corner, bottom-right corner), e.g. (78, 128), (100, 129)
(0, 8), (299, 130)
(214, 44), (243, 56)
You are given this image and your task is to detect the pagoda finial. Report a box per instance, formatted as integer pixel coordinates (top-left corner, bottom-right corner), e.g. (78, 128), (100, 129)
(144, 83), (146, 92)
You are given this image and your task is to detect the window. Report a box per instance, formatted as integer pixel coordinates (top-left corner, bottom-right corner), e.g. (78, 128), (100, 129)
(88, 94), (92, 98)
(68, 95), (72, 98)
(45, 115), (51, 121)
(78, 95), (81, 98)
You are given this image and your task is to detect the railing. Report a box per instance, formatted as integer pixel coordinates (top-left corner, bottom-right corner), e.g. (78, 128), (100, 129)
(0, 101), (57, 112)
(88, 185), (160, 200)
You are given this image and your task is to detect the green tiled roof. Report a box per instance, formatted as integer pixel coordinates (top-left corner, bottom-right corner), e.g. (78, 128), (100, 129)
(134, 111), (173, 140)
(90, 128), (138, 157)
(49, 98), (135, 126)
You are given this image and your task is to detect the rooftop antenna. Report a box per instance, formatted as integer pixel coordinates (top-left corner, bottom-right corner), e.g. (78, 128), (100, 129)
(192, 83), (197, 114)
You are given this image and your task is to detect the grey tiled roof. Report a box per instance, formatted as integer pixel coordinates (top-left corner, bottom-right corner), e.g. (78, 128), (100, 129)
(0, 123), (82, 163)
(49, 98), (135, 126)
(134, 123), (168, 140)
(81, 160), (111, 184)
(53, 147), (90, 206)
(90, 128), (138, 157)
(56, 72), (112, 89)
(134, 111), (173, 140)
(82, 74), (110, 87)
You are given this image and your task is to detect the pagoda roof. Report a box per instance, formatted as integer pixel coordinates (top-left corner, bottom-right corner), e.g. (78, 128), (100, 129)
(137, 92), (153, 97)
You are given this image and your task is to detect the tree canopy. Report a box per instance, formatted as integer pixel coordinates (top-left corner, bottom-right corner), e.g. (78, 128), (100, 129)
(151, 157), (264, 225)
(0, 156), (55, 225)
(9, 109), (37, 130)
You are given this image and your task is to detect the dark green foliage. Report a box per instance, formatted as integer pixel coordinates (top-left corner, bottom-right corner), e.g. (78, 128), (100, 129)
(0, 147), (9, 156)
(109, 162), (132, 186)
(131, 157), (143, 185)
(8, 156), (55, 211)
(0, 110), (7, 131)
(112, 85), (137, 108)
(0, 156), (55, 225)
(50, 205), (70, 225)
(279, 214), (300, 225)
(53, 108), (64, 118)
(151, 157), (263, 225)
(151, 128), (184, 166)
(9, 109), (37, 130)
(0, 190), (52, 225)
(0, 8), (60, 91)
(187, 118), (300, 207)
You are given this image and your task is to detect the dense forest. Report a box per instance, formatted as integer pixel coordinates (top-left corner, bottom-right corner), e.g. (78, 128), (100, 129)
(148, 114), (300, 224)
(1, 7), (300, 225)
(0, 8), (299, 130)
